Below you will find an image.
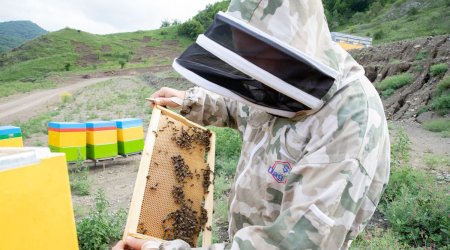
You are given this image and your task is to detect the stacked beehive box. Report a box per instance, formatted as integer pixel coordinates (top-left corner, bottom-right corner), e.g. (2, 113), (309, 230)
(0, 126), (23, 147)
(48, 122), (86, 162)
(86, 121), (118, 160)
(113, 118), (144, 156)
(0, 147), (78, 249)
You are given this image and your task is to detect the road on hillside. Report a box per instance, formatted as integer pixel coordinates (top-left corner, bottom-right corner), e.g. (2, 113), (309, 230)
(0, 77), (118, 124)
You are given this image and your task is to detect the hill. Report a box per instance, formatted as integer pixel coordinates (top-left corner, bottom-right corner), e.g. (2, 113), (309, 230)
(326, 0), (450, 44)
(0, 0), (450, 119)
(352, 35), (449, 120)
(0, 21), (47, 53)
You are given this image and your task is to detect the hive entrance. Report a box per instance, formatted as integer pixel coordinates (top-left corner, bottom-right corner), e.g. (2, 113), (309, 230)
(123, 106), (215, 247)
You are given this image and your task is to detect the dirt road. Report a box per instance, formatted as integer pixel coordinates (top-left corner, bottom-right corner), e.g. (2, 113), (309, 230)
(0, 77), (118, 124)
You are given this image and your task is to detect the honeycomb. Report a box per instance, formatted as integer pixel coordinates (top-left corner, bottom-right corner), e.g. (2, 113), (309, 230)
(127, 107), (214, 247)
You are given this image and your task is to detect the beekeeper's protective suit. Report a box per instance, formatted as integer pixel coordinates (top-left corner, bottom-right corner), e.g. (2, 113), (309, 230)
(151, 0), (390, 249)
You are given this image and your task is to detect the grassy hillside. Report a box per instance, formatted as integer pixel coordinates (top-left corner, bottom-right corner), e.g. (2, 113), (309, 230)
(0, 21), (47, 53)
(0, 26), (192, 97)
(0, 0), (448, 98)
(333, 0), (450, 44)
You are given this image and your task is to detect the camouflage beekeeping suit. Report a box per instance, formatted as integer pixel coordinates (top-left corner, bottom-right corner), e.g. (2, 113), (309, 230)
(155, 0), (390, 249)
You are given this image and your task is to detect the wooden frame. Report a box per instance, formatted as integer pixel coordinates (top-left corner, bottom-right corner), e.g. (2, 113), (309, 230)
(123, 105), (215, 247)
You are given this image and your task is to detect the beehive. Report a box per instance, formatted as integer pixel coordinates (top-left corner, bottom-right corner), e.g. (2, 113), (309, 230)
(112, 118), (144, 155)
(0, 147), (78, 250)
(48, 122), (86, 162)
(123, 106), (215, 247)
(0, 126), (23, 147)
(86, 121), (118, 160)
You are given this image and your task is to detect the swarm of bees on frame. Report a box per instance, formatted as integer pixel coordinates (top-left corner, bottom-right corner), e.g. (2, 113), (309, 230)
(138, 116), (213, 246)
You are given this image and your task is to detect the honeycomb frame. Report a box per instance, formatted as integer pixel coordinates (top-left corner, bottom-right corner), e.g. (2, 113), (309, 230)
(123, 106), (215, 247)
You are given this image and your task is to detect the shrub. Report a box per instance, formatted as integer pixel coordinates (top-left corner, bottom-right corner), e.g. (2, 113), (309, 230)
(177, 19), (204, 40)
(384, 183), (449, 248)
(430, 94), (450, 115)
(379, 128), (450, 248)
(436, 76), (450, 95)
(70, 157), (90, 196)
(76, 190), (127, 250)
(373, 29), (385, 40)
(381, 88), (396, 98)
(430, 63), (449, 76)
(407, 7), (418, 16)
(376, 73), (413, 92)
(64, 62), (71, 71)
(119, 60), (126, 69)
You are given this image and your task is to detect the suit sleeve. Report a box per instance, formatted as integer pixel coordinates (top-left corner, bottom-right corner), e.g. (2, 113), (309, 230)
(181, 87), (245, 130)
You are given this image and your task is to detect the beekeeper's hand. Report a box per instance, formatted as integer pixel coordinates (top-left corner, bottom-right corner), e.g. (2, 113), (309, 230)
(112, 236), (161, 250)
(148, 87), (185, 108)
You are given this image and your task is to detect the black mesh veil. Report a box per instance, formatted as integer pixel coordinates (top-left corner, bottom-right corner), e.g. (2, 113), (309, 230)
(174, 12), (336, 116)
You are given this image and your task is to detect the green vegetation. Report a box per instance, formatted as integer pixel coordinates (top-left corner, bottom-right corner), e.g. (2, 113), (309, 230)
(177, 1), (229, 40)
(430, 77), (450, 115)
(418, 77), (450, 116)
(76, 190), (126, 250)
(0, 80), (56, 98)
(423, 119), (450, 137)
(208, 126), (241, 176)
(430, 63), (449, 77)
(0, 20), (47, 53)
(376, 73), (413, 97)
(12, 111), (57, 138)
(423, 153), (450, 170)
(377, 127), (450, 248)
(70, 158), (91, 196)
(351, 228), (407, 249)
(334, 0), (450, 44)
(0, 26), (192, 98)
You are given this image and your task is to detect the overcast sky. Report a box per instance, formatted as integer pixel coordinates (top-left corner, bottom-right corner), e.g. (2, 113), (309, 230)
(0, 0), (222, 34)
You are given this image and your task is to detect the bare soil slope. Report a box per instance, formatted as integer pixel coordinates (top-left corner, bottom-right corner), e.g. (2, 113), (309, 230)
(351, 35), (449, 121)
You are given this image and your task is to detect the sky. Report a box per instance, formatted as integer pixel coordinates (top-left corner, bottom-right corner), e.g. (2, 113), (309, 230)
(0, 0), (222, 34)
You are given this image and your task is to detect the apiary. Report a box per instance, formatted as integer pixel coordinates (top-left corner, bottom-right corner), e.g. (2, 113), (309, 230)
(123, 106), (215, 247)
(47, 122), (86, 162)
(0, 126), (23, 147)
(86, 121), (118, 160)
(112, 118), (144, 156)
(0, 147), (78, 250)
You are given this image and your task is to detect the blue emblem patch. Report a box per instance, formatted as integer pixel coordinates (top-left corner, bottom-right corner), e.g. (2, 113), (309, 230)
(267, 161), (292, 183)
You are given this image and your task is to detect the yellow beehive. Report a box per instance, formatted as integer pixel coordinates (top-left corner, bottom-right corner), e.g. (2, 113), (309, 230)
(0, 147), (78, 250)
(117, 126), (144, 142)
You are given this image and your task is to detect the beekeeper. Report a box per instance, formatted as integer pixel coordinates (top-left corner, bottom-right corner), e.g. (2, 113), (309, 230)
(114, 0), (390, 249)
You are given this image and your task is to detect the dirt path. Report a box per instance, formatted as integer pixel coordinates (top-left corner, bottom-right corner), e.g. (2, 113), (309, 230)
(391, 120), (450, 169)
(0, 76), (120, 124)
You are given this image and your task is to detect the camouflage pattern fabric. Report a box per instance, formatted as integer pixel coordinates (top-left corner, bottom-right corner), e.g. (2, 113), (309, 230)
(157, 0), (390, 249)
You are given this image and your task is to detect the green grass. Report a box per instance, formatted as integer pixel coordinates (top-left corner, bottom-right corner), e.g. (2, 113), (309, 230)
(376, 73), (413, 97)
(423, 153), (450, 170)
(0, 80), (56, 98)
(0, 26), (191, 98)
(430, 63), (449, 77)
(339, 0), (450, 45)
(208, 126), (241, 176)
(12, 111), (58, 138)
(423, 119), (450, 137)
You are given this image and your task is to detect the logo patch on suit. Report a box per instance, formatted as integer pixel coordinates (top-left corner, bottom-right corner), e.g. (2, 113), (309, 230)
(268, 161), (292, 183)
